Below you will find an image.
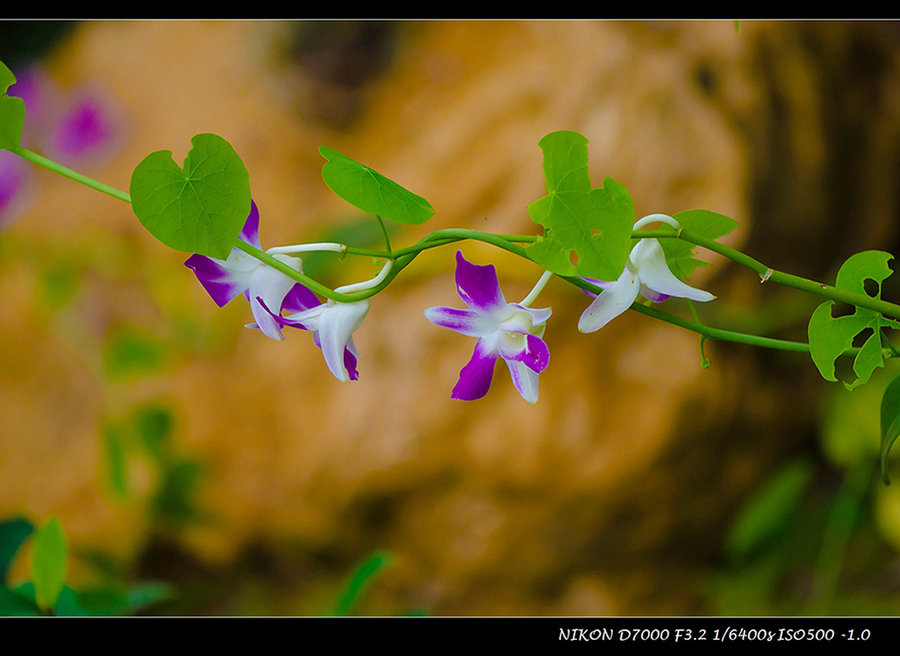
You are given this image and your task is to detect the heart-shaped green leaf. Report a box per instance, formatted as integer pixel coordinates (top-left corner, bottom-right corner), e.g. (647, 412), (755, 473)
(0, 59), (25, 151)
(526, 131), (634, 280)
(319, 146), (434, 225)
(130, 133), (251, 259)
(808, 250), (900, 390)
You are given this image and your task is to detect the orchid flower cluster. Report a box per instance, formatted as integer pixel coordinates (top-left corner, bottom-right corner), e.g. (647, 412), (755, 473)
(3, 57), (900, 480)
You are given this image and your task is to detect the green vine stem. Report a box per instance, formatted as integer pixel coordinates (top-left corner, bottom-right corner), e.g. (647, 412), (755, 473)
(635, 228), (900, 321)
(11, 146), (132, 204)
(9, 146), (889, 359)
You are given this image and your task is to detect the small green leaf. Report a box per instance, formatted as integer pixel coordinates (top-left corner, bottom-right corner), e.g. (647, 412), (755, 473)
(29, 517), (67, 611)
(133, 402), (174, 462)
(102, 324), (168, 380)
(0, 60), (25, 151)
(880, 373), (900, 484)
(333, 551), (393, 616)
(319, 146), (434, 225)
(535, 129), (592, 194)
(526, 131), (634, 280)
(658, 209), (738, 280)
(102, 421), (131, 499)
(0, 585), (41, 616)
(52, 585), (89, 616)
(130, 133), (251, 259)
(808, 251), (900, 390)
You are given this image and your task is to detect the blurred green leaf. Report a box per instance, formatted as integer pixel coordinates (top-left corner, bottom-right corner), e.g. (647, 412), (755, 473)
(102, 421), (130, 498)
(151, 459), (205, 527)
(133, 402), (174, 462)
(0, 517), (33, 584)
(130, 133), (251, 259)
(819, 370), (885, 469)
(29, 517), (67, 611)
(0, 59), (25, 151)
(880, 373), (900, 484)
(333, 551), (393, 616)
(52, 585), (89, 616)
(808, 251), (900, 390)
(724, 459), (814, 562)
(319, 146), (434, 225)
(0, 585), (41, 616)
(76, 582), (174, 616)
(102, 324), (168, 380)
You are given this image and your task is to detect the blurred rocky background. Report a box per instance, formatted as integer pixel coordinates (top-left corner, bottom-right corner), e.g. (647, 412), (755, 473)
(0, 19), (899, 615)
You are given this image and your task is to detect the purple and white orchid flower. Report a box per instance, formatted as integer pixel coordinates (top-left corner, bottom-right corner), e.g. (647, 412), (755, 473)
(185, 201), (302, 341)
(267, 286), (368, 382)
(578, 214), (715, 333)
(425, 251), (551, 404)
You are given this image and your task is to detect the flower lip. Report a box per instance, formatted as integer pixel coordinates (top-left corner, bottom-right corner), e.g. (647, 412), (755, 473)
(264, 290), (369, 383)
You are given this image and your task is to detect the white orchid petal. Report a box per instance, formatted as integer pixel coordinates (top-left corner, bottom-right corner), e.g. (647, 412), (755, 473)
(505, 359), (540, 404)
(315, 300), (369, 382)
(577, 267), (640, 333)
(630, 238), (715, 302)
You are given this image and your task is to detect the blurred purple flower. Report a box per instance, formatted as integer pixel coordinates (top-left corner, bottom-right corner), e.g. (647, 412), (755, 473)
(10, 65), (125, 166)
(185, 201), (303, 341)
(0, 150), (33, 228)
(48, 90), (122, 164)
(425, 251), (551, 404)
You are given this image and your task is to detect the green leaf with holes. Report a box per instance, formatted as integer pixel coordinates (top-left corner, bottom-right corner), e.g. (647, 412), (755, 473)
(808, 250), (900, 390)
(129, 133), (251, 259)
(0, 59), (25, 151)
(319, 146), (434, 225)
(525, 131), (634, 280)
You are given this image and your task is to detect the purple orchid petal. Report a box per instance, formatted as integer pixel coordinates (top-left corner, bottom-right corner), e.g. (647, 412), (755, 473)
(184, 253), (246, 307)
(454, 251), (506, 314)
(423, 306), (491, 337)
(505, 358), (540, 404)
(451, 338), (499, 401)
(281, 283), (322, 315)
(498, 332), (550, 374)
(580, 277), (616, 297)
(639, 285), (670, 303)
(344, 347), (359, 381)
(240, 200), (262, 249)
